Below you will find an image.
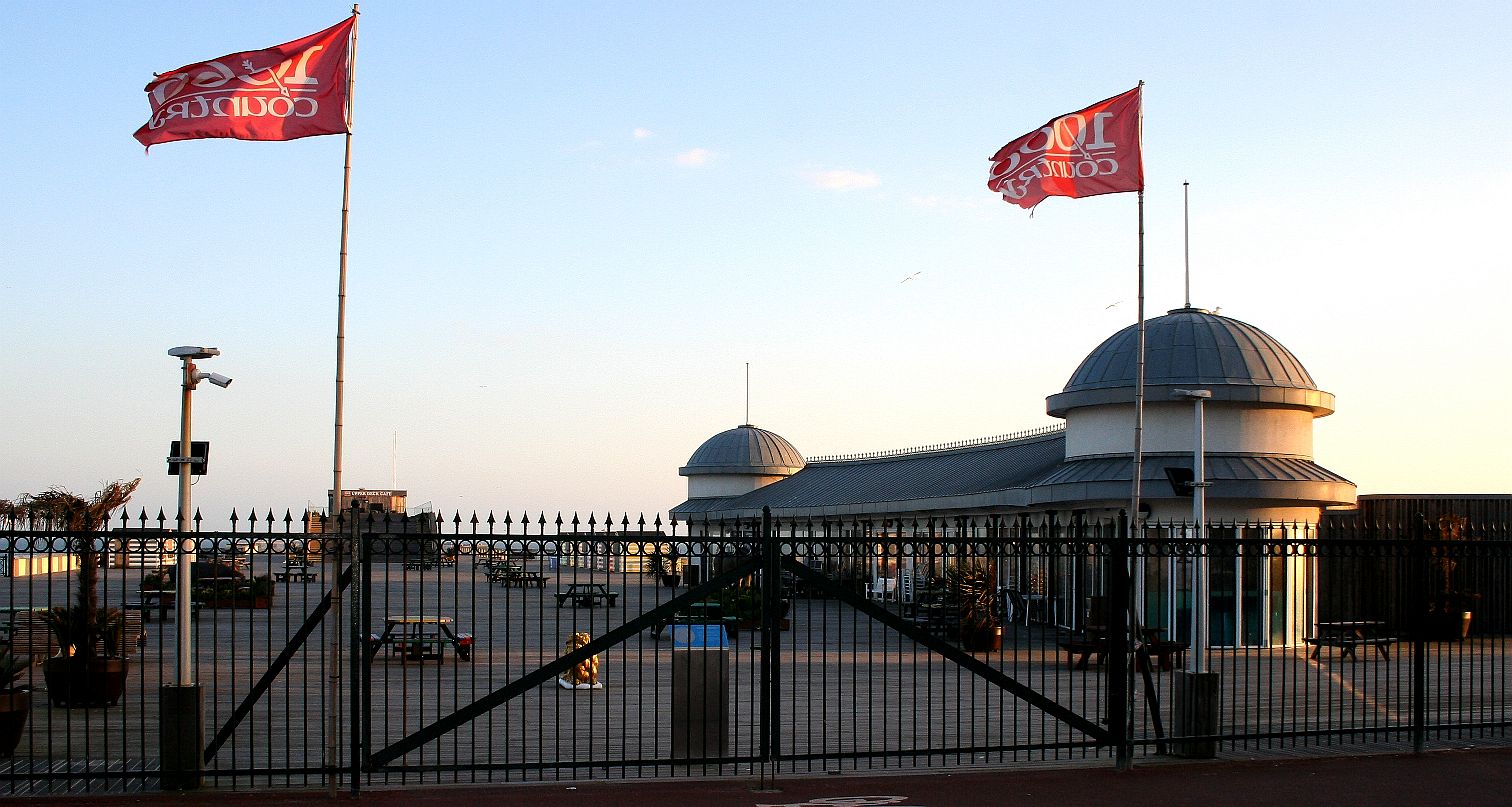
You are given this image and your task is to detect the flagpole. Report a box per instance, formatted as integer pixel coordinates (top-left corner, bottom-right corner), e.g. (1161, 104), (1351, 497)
(329, 5), (358, 798)
(1130, 80), (1146, 542)
(1120, 79), (1147, 774)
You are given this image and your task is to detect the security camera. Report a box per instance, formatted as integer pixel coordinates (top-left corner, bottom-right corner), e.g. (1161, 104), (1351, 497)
(200, 372), (233, 388)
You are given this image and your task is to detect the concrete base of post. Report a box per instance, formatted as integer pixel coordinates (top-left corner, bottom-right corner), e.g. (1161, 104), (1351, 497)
(1171, 670), (1220, 758)
(159, 683), (203, 790)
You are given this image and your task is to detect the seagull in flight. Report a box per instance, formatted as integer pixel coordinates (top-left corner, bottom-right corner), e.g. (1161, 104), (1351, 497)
(900, 271), (922, 284)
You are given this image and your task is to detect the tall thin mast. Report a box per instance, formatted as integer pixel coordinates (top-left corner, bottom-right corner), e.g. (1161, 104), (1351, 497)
(1183, 181), (1191, 308)
(1130, 81), (1147, 539)
(329, 5), (358, 799)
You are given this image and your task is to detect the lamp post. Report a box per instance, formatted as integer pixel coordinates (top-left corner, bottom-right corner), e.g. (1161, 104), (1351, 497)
(164, 346), (231, 789)
(1173, 388), (1211, 669)
(1171, 387), (1216, 757)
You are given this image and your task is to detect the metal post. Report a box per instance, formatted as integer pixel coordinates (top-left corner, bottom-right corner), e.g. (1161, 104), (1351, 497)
(1109, 511), (1131, 770)
(1192, 393), (1207, 672)
(1173, 389), (1212, 671)
(1172, 388), (1218, 758)
(176, 356), (196, 685)
(760, 507), (779, 774)
(1412, 518), (1428, 753)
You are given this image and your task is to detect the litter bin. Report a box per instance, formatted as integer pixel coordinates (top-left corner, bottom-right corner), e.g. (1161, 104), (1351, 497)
(670, 623), (728, 759)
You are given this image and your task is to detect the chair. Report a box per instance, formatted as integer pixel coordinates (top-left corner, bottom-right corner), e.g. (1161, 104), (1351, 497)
(865, 576), (897, 602)
(899, 573), (916, 604)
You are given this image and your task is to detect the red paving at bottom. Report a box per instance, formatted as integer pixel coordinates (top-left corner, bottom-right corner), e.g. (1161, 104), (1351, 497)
(34, 749), (1512, 807)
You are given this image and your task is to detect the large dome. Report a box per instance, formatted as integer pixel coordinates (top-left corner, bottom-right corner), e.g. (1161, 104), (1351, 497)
(680, 425), (806, 476)
(1046, 307), (1335, 416)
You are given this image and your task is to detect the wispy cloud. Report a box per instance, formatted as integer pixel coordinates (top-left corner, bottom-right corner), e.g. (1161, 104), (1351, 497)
(801, 168), (881, 191)
(633, 127), (655, 139)
(675, 148), (715, 167)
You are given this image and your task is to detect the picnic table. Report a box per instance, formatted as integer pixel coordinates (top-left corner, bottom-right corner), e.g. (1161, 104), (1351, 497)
(488, 565), (548, 588)
(555, 583), (620, 608)
(135, 588), (200, 621)
(367, 615), (473, 662)
(652, 601), (737, 638)
(1134, 627), (1188, 671)
(1307, 620), (1395, 660)
(274, 567), (319, 582)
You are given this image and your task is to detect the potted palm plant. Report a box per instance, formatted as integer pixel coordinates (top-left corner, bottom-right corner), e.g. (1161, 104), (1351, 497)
(27, 479), (139, 708)
(945, 559), (1001, 652)
(645, 546), (681, 588)
(0, 649), (29, 757)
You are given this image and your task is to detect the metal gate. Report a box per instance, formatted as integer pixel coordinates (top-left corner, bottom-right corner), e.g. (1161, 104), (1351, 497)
(351, 511), (1119, 788)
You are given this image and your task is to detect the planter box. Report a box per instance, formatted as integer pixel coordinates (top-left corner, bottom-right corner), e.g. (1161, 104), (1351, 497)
(0, 690), (29, 757)
(43, 657), (129, 708)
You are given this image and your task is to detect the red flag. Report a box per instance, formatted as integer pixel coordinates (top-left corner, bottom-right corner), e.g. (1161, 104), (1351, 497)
(987, 86), (1143, 210)
(133, 16), (355, 149)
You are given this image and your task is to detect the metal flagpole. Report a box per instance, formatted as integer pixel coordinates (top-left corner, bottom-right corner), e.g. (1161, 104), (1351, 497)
(329, 5), (359, 797)
(1120, 80), (1147, 771)
(1130, 80), (1147, 543)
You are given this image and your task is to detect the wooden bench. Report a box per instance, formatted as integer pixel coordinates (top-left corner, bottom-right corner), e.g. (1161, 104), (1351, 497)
(7, 610), (144, 661)
(7, 610), (56, 661)
(1058, 638), (1106, 669)
(1305, 635), (1396, 661)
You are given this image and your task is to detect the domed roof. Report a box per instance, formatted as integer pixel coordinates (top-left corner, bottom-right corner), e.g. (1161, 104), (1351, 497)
(680, 425), (806, 477)
(1046, 308), (1335, 416)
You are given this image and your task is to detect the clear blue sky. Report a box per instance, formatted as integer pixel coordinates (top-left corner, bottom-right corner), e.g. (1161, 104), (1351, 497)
(3, 1), (1509, 523)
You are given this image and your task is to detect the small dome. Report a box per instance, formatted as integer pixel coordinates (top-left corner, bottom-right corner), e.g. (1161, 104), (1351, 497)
(1046, 308), (1335, 416)
(680, 425), (805, 476)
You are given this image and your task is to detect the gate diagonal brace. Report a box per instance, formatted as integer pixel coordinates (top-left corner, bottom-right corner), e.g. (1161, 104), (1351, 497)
(782, 558), (1111, 745)
(204, 562), (355, 763)
(366, 555), (762, 769)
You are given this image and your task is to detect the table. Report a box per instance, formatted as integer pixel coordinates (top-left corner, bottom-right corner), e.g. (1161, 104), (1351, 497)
(654, 601), (737, 638)
(274, 569), (319, 582)
(1135, 629), (1188, 671)
(367, 615), (473, 662)
(135, 589), (200, 621)
(487, 565), (549, 587)
(1308, 620), (1394, 660)
(555, 583), (620, 607)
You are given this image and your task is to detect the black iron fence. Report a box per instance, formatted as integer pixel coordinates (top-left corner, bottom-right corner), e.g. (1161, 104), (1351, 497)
(0, 508), (1508, 793)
